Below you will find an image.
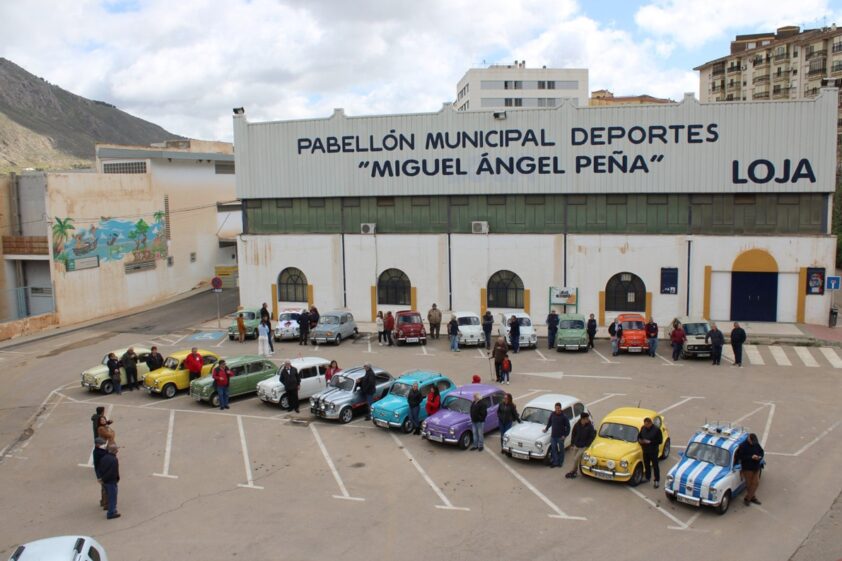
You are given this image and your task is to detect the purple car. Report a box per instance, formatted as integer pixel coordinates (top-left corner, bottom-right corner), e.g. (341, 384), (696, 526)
(421, 383), (505, 449)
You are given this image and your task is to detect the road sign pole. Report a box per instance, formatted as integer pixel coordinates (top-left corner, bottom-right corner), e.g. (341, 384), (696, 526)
(216, 291), (221, 329)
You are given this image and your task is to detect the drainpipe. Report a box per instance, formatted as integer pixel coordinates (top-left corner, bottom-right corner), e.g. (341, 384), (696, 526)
(341, 233), (347, 308)
(686, 239), (692, 316)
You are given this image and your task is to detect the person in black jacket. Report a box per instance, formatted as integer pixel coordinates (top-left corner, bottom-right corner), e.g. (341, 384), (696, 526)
(497, 393), (520, 452)
(121, 347), (139, 390)
(566, 412), (596, 479)
(638, 417), (663, 487)
(106, 353), (122, 395)
(542, 403), (571, 467)
(706, 323), (725, 365)
(546, 310), (560, 349)
(586, 314), (597, 349)
(91, 406), (106, 442)
(608, 318), (623, 356)
(737, 433), (765, 506)
(509, 316), (521, 353)
(448, 316), (460, 352)
(99, 444), (121, 519)
(481, 311), (494, 350)
(360, 364), (377, 420)
(92, 437), (108, 510)
(279, 360), (301, 412)
(407, 382), (423, 435)
(298, 309), (310, 345)
(145, 346), (164, 372)
(730, 322), (747, 367)
(469, 393), (488, 451)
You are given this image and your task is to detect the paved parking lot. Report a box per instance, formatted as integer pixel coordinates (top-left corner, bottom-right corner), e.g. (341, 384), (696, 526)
(1, 322), (841, 561)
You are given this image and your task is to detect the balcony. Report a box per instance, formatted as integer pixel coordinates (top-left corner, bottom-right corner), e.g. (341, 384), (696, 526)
(808, 65), (827, 76)
(772, 72), (790, 82)
(2, 236), (49, 256)
(753, 91), (770, 100)
(727, 65), (742, 73)
(726, 81), (741, 90)
(753, 57), (770, 68)
(752, 74), (770, 84)
(772, 88), (790, 100)
(806, 49), (828, 60)
(773, 52), (788, 61)
(833, 63), (842, 75)
(833, 42), (842, 54)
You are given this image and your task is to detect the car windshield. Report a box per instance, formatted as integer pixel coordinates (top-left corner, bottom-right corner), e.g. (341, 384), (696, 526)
(101, 354), (110, 365)
(559, 320), (584, 329)
(399, 315), (422, 324)
(621, 321), (645, 330)
(320, 316), (340, 325)
(517, 317), (532, 326)
(685, 442), (730, 467)
(163, 357), (180, 370)
(683, 323), (710, 336)
(329, 375), (355, 391)
(458, 317), (479, 326)
(278, 313), (300, 322)
(389, 382), (412, 397)
(243, 312), (256, 320)
(521, 407), (552, 425)
(598, 422), (639, 443)
(444, 396), (472, 413)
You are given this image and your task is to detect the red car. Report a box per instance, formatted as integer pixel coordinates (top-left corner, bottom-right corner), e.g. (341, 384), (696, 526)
(392, 310), (427, 345)
(617, 313), (648, 353)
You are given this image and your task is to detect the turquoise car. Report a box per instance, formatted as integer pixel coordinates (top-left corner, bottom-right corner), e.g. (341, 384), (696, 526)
(371, 371), (456, 433)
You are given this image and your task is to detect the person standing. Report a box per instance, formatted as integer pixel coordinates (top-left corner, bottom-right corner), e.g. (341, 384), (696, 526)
(427, 303), (442, 340)
(325, 360), (341, 384)
(185, 348), (203, 383)
(279, 360), (301, 413)
(586, 313), (597, 349)
(737, 433), (765, 506)
(497, 393), (520, 453)
(120, 348), (139, 390)
(376, 311), (385, 346)
(731, 322), (747, 367)
(645, 318), (659, 358)
(500, 353), (512, 385)
(298, 308), (310, 345)
(608, 317), (623, 356)
(425, 385), (441, 417)
(106, 352), (122, 395)
(99, 443), (121, 519)
(491, 337), (507, 382)
(257, 319), (272, 357)
(509, 315), (521, 353)
(481, 310), (494, 349)
(638, 417), (663, 488)
(384, 312), (395, 346)
(546, 310), (560, 349)
(91, 406), (107, 443)
(212, 360), (233, 410)
(448, 316), (460, 352)
(542, 403), (570, 468)
(97, 415), (116, 447)
(360, 363), (376, 420)
(566, 412), (596, 479)
(92, 436), (108, 511)
(706, 322), (725, 365)
(309, 306), (320, 331)
(469, 393), (488, 451)
(670, 323), (686, 361)
(145, 346), (164, 372)
(407, 382), (423, 435)
(236, 313), (246, 343)
(260, 303), (274, 354)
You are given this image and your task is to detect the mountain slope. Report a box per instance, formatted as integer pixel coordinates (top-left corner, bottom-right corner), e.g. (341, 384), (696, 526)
(0, 57), (182, 172)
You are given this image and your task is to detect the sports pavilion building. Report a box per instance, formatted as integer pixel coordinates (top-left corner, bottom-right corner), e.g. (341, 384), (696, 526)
(232, 89), (837, 328)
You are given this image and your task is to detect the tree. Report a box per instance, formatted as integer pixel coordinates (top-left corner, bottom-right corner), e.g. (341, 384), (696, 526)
(134, 218), (150, 248)
(51, 217), (75, 256)
(153, 210), (165, 224)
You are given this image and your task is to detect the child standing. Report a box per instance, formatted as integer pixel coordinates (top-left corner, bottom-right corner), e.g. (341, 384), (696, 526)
(501, 354), (512, 385)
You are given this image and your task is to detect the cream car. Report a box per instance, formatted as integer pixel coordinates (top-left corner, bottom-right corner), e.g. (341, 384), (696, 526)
(256, 356), (330, 409)
(502, 393), (585, 463)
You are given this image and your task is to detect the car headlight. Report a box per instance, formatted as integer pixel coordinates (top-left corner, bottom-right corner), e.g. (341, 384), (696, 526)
(620, 460), (629, 469)
(502, 435), (509, 444)
(666, 475), (674, 488)
(310, 397), (317, 405)
(535, 441), (543, 450)
(449, 427), (455, 435)
(588, 456), (598, 466)
(709, 488), (718, 500)
(582, 453), (590, 463)
(421, 421), (427, 430)
(327, 403), (335, 411)
(371, 409), (378, 417)
(606, 460), (616, 470)
(326, 331), (333, 336)
(393, 411), (400, 419)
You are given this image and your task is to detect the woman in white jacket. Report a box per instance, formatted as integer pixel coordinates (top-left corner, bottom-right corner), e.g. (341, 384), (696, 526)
(376, 311), (385, 346)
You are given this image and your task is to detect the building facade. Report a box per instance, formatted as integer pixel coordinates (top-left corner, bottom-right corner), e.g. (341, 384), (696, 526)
(233, 91), (837, 326)
(589, 89), (674, 106)
(455, 61), (588, 112)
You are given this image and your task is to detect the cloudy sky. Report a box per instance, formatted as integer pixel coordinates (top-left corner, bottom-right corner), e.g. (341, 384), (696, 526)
(1, 0), (840, 141)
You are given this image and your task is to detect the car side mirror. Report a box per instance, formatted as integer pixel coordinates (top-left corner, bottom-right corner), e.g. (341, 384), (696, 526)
(678, 451), (684, 457)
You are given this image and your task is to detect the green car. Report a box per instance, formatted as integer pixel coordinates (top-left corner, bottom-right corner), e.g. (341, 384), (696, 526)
(190, 355), (278, 407)
(227, 308), (261, 340)
(554, 313), (589, 352)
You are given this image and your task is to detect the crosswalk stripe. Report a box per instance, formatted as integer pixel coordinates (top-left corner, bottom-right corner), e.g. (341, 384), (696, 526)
(744, 345), (764, 365)
(793, 346), (819, 367)
(768, 346), (791, 366)
(721, 346), (735, 363)
(820, 347), (842, 369)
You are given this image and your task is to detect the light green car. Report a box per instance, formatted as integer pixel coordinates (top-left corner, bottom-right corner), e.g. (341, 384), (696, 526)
(228, 308), (262, 340)
(190, 355), (277, 407)
(554, 314), (589, 352)
(80, 347), (152, 394)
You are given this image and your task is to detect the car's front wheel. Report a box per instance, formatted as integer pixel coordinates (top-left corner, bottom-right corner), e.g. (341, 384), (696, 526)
(280, 394), (289, 410)
(660, 438), (671, 460)
(458, 431), (472, 450)
(210, 393), (220, 408)
(401, 417), (413, 433)
(629, 463), (644, 486)
(334, 334), (341, 345)
(100, 380), (114, 395)
(339, 407), (353, 424)
(716, 490), (731, 515)
(162, 384), (177, 399)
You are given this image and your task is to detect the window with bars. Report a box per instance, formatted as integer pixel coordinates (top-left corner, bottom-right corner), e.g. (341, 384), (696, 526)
(487, 270), (524, 309)
(103, 161), (146, 174)
(605, 272), (646, 312)
(278, 267), (308, 302)
(377, 268), (411, 305)
(214, 161), (235, 174)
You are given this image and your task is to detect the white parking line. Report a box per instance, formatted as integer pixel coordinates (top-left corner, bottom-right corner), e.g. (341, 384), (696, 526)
(744, 345), (764, 365)
(627, 487), (698, 530)
(591, 349), (618, 364)
(153, 409), (178, 479)
(364, 336), (377, 354)
(819, 347), (842, 368)
(236, 415), (263, 490)
(534, 349), (555, 362)
(658, 396), (704, 415)
(767, 419), (841, 457)
(80, 404), (113, 468)
(768, 346), (791, 366)
(793, 346), (819, 368)
(585, 393), (626, 408)
(474, 348), (487, 359)
(213, 337), (228, 348)
(310, 424), (364, 501)
(655, 353), (678, 366)
(417, 344), (431, 357)
(731, 404), (768, 425)
(757, 401), (776, 447)
(389, 433), (469, 511)
(2, 387), (66, 462)
(140, 395), (189, 408)
(522, 371), (632, 381)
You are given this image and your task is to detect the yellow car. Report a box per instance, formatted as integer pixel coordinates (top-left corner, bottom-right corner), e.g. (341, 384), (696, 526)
(580, 407), (670, 485)
(143, 349), (220, 398)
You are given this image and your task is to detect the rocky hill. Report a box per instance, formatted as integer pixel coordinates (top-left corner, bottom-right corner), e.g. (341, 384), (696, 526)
(0, 58), (182, 173)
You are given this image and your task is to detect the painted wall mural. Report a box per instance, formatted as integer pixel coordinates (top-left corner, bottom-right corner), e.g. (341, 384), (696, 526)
(52, 211), (167, 268)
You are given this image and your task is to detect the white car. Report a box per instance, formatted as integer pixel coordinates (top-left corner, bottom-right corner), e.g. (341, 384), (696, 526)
(502, 393), (585, 463)
(274, 308), (307, 341)
(496, 311), (538, 349)
(257, 356), (330, 409)
(9, 536), (108, 561)
(455, 311), (485, 347)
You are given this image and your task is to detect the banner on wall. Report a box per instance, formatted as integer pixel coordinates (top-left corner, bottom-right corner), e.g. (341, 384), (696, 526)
(807, 267), (825, 295)
(550, 287), (577, 306)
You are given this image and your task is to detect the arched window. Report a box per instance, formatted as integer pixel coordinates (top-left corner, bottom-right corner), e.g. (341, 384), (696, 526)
(377, 268), (411, 305)
(487, 270), (524, 309)
(605, 272), (646, 312)
(278, 267), (308, 302)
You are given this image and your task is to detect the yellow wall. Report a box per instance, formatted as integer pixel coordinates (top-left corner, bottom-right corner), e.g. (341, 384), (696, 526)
(797, 268), (807, 323)
(598, 291), (605, 326)
(480, 288), (487, 316)
(370, 286), (377, 322)
(733, 248), (778, 272)
(410, 287), (417, 311)
(524, 289), (531, 315)
(703, 265), (712, 319)
(271, 284), (278, 319)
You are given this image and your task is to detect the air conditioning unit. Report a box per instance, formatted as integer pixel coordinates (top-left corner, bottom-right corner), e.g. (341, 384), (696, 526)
(360, 223), (377, 234)
(471, 221), (489, 234)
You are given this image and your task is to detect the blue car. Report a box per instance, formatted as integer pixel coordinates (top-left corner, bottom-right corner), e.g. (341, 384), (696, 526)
(370, 371), (456, 433)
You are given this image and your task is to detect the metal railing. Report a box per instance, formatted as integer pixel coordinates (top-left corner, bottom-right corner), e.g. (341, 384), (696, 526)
(0, 286), (55, 323)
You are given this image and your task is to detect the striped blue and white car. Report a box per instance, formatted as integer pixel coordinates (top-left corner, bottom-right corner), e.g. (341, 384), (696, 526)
(664, 424), (753, 515)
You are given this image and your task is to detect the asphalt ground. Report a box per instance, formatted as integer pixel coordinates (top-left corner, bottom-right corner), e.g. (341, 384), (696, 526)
(0, 303), (840, 561)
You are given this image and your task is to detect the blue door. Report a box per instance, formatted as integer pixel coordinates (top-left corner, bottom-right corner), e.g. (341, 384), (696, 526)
(730, 272), (777, 322)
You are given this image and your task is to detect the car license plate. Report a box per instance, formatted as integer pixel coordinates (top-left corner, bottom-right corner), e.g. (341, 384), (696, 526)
(316, 338), (326, 344)
(374, 419), (388, 428)
(428, 434), (443, 442)
(566, 345), (579, 350)
(594, 471), (615, 480)
(677, 495), (700, 506)
(629, 347), (642, 352)
(511, 450), (529, 460)
(697, 353), (710, 357)
(407, 337), (419, 343)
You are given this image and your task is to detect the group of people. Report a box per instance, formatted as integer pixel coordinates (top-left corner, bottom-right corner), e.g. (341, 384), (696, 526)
(375, 310), (396, 346)
(91, 407), (120, 519)
(668, 320), (747, 366)
(105, 346), (165, 395)
(235, 304), (321, 355)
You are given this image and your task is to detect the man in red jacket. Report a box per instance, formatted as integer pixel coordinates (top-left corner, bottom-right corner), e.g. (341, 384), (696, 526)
(185, 347), (203, 383)
(384, 312), (395, 347)
(212, 360), (233, 410)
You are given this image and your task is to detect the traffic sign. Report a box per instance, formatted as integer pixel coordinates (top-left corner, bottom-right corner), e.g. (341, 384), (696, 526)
(211, 276), (223, 289)
(826, 276), (841, 291)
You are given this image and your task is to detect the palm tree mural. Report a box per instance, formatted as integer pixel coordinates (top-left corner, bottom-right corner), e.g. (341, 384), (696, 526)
(153, 210), (165, 225)
(134, 219), (150, 248)
(51, 217), (75, 257)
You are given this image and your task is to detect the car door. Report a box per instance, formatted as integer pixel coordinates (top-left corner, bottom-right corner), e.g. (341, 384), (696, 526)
(375, 373), (392, 399)
(436, 378), (454, 398)
(227, 365), (247, 396)
(314, 363), (328, 391)
(200, 355), (218, 375)
(298, 366), (318, 398)
(486, 392), (504, 431)
(418, 384), (432, 419)
(137, 352), (151, 377)
(653, 415), (669, 455)
(562, 405), (574, 447)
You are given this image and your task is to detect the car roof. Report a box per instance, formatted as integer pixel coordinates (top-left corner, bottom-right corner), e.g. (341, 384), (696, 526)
(282, 356), (330, 368)
(455, 311), (479, 317)
(448, 383), (502, 398)
(221, 355), (271, 367)
(394, 370), (446, 384)
(321, 311), (346, 317)
(690, 423), (749, 449)
(617, 313), (645, 320)
(168, 349), (216, 359)
(497, 310), (530, 318)
(279, 308), (305, 314)
(109, 346), (152, 356)
(11, 536), (102, 561)
(333, 365), (388, 379)
(602, 407), (660, 425)
(676, 316), (710, 324)
(524, 393), (582, 410)
(396, 310), (420, 315)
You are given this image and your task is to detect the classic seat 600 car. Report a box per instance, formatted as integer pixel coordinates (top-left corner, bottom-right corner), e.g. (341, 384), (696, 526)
(617, 313), (648, 353)
(371, 371), (455, 432)
(310, 311), (358, 345)
(190, 355), (277, 407)
(580, 407), (670, 485)
(227, 308), (260, 340)
(256, 357), (330, 409)
(422, 384), (503, 449)
(555, 314), (589, 352)
(80, 346), (151, 394)
(392, 310), (427, 345)
(310, 366), (395, 423)
(143, 350), (219, 398)
(502, 394), (585, 463)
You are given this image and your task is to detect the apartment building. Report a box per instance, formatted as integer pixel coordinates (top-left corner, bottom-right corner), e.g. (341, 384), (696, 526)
(589, 89), (674, 106)
(454, 61), (588, 111)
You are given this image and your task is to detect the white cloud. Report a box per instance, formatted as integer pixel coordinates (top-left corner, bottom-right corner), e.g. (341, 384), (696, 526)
(635, 0), (833, 48)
